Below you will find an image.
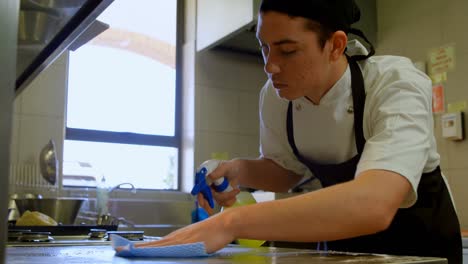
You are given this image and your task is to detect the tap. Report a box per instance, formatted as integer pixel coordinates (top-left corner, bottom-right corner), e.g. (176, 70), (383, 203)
(117, 217), (135, 228)
(95, 183), (136, 225)
(108, 183), (137, 195)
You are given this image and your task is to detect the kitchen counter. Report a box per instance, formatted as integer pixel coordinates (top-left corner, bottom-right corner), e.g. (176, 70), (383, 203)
(7, 245), (447, 263)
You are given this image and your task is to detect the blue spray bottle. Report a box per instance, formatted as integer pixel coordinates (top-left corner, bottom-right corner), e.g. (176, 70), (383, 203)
(190, 160), (265, 247)
(190, 160), (228, 222)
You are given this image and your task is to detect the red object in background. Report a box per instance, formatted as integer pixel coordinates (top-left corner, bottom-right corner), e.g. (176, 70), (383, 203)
(432, 84), (445, 113)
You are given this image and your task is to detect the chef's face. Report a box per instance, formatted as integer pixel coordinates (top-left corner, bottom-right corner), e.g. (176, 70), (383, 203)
(256, 11), (336, 102)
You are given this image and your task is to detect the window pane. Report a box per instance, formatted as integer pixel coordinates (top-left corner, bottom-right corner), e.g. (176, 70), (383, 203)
(64, 0), (179, 190)
(66, 0), (177, 136)
(63, 140), (178, 190)
(67, 46), (176, 136)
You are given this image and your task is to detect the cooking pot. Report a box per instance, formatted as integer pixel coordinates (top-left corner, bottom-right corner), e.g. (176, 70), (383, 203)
(8, 193), (42, 222)
(14, 198), (85, 225)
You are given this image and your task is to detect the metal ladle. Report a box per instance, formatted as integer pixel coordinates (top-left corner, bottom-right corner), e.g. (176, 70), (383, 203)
(39, 139), (58, 185)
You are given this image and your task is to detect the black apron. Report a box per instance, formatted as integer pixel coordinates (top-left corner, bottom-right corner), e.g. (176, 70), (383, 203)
(286, 57), (462, 263)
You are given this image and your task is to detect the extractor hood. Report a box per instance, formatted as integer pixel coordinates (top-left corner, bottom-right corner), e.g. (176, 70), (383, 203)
(16, 0), (113, 95)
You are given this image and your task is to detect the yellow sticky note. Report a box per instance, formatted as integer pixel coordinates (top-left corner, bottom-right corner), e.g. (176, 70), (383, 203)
(447, 101), (467, 113)
(428, 44), (456, 75)
(430, 72), (447, 84)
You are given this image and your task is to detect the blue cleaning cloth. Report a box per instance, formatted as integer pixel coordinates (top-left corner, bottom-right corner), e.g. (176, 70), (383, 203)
(111, 234), (210, 258)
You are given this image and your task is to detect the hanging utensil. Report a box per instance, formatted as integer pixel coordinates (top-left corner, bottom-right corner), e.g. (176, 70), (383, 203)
(39, 139), (58, 185)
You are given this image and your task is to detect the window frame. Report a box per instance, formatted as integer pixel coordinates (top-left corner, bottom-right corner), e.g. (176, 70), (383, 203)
(64, 0), (184, 190)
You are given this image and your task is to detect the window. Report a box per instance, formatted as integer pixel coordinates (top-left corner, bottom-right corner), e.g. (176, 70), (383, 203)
(63, 0), (182, 190)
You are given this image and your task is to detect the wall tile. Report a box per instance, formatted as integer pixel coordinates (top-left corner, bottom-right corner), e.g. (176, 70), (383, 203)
(194, 85), (202, 132)
(377, 0), (468, 227)
(377, 0), (443, 60)
(21, 58), (67, 117)
(13, 94), (21, 114)
(238, 91), (260, 136)
(441, 0), (468, 45)
(443, 49), (468, 102)
(194, 48), (265, 172)
(198, 84), (240, 133)
(9, 114), (21, 163)
(195, 49), (265, 92)
(194, 84), (203, 132)
(195, 131), (239, 167)
(433, 116), (449, 170)
(195, 133), (260, 166)
(237, 135), (260, 158)
(446, 139), (468, 169)
(377, 0), (441, 33)
(17, 115), (65, 164)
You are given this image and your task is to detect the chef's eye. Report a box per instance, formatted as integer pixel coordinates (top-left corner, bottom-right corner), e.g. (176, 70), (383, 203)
(280, 49), (297, 56)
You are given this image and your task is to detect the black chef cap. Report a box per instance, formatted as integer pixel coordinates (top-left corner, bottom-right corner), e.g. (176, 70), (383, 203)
(259, 0), (374, 60)
(260, 0), (360, 33)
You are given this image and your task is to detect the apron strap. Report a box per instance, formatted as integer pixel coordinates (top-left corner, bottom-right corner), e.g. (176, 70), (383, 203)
(348, 57), (366, 154)
(287, 102), (300, 157)
(287, 57), (367, 158)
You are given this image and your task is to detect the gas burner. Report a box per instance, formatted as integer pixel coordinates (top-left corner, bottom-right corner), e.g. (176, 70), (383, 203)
(8, 230), (31, 242)
(106, 231), (144, 241)
(18, 232), (53, 242)
(88, 229), (107, 239)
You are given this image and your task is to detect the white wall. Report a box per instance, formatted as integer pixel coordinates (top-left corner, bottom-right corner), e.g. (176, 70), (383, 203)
(194, 49), (266, 167)
(10, 53), (68, 193)
(376, 0), (468, 229)
(12, 53), (68, 164)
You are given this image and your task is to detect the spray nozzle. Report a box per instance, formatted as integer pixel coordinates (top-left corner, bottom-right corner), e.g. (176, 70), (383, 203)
(191, 160), (231, 209)
(191, 167), (215, 208)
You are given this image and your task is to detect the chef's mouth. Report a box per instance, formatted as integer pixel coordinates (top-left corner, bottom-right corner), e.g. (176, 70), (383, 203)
(273, 83), (288, 89)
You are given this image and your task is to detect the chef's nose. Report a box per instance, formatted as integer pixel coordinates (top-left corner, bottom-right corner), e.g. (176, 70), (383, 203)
(264, 57), (280, 75)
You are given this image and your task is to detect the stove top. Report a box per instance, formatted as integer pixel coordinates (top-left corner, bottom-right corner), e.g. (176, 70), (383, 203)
(8, 234), (112, 247)
(8, 225), (118, 236)
(7, 228), (159, 247)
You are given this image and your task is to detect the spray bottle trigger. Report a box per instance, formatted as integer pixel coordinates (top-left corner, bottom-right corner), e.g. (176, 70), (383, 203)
(191, 167), (215, 208)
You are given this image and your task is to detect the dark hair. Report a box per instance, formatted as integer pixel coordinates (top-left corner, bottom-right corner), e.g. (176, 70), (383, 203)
(303, 19), (335, 49)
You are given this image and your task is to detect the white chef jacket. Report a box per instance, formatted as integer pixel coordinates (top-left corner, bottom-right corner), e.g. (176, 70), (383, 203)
(259, 40), (440, 208)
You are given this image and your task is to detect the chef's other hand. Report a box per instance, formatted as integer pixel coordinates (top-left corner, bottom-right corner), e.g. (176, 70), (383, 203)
(197, 192), (215, 216)
(208, 160), (241, 207)
(134, 212), (235, 254)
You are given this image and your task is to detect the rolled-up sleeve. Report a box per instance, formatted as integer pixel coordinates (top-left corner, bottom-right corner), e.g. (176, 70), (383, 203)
(357, 67), (434, 208)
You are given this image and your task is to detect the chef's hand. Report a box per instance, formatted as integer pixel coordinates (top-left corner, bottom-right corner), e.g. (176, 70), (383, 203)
(201, 160), (241, 212)
(133, 212), (235, 254)
(197, 192), (214, 215)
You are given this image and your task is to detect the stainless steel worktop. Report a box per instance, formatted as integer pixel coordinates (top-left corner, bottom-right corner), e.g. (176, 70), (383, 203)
(7, 245), (447, 263)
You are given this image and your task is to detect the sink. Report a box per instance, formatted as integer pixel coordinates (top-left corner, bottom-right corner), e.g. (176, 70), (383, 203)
(77, 198), (193, 237)
(108, 199), (193, 236)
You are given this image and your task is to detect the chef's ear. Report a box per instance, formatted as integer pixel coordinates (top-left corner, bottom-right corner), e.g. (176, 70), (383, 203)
(329, 30), (348, 61)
